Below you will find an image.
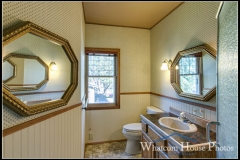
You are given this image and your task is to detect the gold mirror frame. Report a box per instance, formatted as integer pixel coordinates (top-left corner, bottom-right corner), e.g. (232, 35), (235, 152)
(3, 53), (49, 92)
(3, 21), (78, 116)
(3, 59), (16, 83)
(170, 44), (216, 101)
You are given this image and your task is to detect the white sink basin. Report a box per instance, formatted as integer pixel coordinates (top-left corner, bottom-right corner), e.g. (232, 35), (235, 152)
(158, 117), (197, 133)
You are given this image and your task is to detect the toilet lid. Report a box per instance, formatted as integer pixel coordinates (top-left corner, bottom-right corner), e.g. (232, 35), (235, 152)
(123, 123), (141, 132)
(147, 106), (164, 113)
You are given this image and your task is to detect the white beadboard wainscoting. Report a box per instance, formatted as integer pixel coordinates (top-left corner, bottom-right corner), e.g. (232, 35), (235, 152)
(85, 93), (216, 144)
(3, 106), (85, 158)
(85, 94), (150, 143)
(150, 94), (216, 121)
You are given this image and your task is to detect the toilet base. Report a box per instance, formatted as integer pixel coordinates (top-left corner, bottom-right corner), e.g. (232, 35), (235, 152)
(125, 139), (141, 155)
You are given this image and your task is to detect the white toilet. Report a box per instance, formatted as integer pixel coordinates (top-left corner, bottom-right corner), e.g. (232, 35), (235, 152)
(122, 106), (164, 155)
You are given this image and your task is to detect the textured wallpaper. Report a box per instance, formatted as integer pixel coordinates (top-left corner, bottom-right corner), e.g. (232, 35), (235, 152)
(150, 2), (220, 107)
(2, 2), (84, 129)
(85, 24), (151, 92)
(217, 2), (238, 158)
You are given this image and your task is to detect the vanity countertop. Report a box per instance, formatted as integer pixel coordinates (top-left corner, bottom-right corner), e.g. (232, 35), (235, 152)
(141, 113), (216, 151)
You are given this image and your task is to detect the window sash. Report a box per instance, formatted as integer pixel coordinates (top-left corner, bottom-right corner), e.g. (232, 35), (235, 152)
(85, 48), (120, 110)
(87, 76), (116, 104)
(87, 55), (116, 77)
(179, 57), (200, 75)
(177, 57), (202, 95)
(179, 74), (201, 95)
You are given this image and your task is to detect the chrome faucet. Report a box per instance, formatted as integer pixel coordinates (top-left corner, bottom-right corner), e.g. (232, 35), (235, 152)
(179, 112), (192, 124)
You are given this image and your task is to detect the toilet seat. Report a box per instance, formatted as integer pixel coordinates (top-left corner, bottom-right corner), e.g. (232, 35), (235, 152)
(123, 129), (141, 133)
(123, 123), (141, 132)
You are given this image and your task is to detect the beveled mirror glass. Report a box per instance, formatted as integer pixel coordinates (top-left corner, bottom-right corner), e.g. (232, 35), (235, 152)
(3, 53), (48, 91)
(170, 45), (216, 101)
(3, 21), (78, 116)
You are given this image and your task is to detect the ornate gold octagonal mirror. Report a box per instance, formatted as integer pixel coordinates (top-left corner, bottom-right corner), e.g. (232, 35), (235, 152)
(3, 53), (49, 91)
(3, 21), (78, 116)
(170, 44), (216, 101)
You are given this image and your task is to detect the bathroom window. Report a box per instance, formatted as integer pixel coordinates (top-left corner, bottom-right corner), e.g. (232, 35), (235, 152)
(85, 48), (120, 110)
(178, 56), (202, 95)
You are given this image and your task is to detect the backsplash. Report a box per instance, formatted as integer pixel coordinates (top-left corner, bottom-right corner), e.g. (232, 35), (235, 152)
(151, 94), (216, 121)
(169, 107), (216, 132)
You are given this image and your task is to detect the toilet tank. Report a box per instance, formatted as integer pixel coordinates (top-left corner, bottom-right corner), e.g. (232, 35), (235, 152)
(146, 106), (164, 114)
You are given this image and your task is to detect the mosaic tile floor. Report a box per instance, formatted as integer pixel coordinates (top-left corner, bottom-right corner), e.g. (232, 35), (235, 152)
(85, 141), (142, 159)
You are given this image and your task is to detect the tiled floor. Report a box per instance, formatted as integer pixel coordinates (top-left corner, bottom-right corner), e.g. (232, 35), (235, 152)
(85, 141), (142, 159)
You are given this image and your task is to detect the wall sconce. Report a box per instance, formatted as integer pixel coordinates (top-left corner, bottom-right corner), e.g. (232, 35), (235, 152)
(50, 62), (58, 71)
(161, 59), (172, 70)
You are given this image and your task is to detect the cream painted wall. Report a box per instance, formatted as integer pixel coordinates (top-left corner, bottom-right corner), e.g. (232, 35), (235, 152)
(85, 24), (150, 143)
(150, 2), (219, 118)
(2, 2), (85, 158)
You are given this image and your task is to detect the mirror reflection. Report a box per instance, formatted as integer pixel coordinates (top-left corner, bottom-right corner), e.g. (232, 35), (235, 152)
(170, 45), (216, 101)
(2, 60), (16, 83)
(4, 56), (46, 89)
(176, 51), (216, 95)
(3, 32), (71, 106)
(3, 21), (78, 116)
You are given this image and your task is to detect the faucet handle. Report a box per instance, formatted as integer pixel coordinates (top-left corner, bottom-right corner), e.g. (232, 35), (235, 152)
(180, 112), (185, 118)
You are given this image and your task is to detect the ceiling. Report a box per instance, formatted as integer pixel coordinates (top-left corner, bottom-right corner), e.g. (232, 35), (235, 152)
(83, 2), (183, 29)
